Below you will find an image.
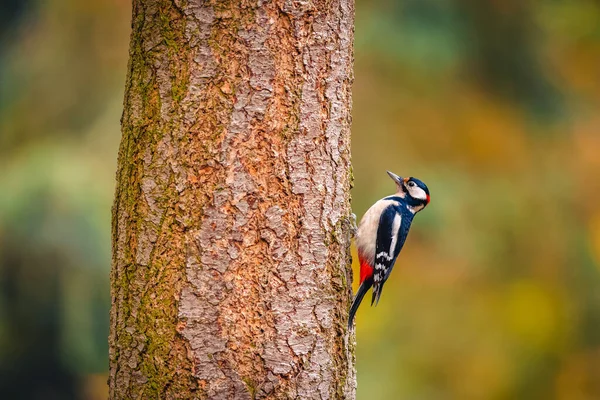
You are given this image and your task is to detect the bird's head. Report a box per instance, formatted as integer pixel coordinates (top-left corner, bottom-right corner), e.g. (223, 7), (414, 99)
(387, 171), (430, 213)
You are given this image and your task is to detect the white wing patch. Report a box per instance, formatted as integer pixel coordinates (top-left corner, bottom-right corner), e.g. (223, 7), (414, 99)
(373, 212), (402, 284)
(389, 213), (402, 257)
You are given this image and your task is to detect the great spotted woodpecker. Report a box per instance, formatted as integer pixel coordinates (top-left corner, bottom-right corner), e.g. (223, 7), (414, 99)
(348, 171), (430, 328)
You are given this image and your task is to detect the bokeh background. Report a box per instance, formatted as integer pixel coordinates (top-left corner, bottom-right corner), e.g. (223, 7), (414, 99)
(1, 0), (599, 398)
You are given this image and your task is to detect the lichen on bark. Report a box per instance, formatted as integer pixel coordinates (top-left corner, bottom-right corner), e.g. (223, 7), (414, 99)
(110, 0), (356, 398)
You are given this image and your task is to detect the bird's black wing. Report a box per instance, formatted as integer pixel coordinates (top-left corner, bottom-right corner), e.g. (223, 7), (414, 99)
(371, 205), (405, 306)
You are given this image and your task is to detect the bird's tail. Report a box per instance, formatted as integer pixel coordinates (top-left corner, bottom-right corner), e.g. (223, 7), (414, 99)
(348, 278), (373, 329)
(371, 281), (385, 306)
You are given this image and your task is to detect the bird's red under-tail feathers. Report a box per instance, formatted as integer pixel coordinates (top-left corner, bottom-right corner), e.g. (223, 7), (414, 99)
(359, 255), (373, 284)
(349, 254), (374, 328)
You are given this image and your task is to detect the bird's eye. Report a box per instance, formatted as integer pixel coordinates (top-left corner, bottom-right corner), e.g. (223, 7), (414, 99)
(408, 181), (415, 187)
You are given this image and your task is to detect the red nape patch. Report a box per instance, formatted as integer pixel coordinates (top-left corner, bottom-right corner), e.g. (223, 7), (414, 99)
(359, 256), (373, 284)
(426, 194), (431, 205)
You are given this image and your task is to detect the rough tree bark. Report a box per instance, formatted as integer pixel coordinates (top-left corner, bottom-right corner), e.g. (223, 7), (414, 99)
(110, 0), (355, 398)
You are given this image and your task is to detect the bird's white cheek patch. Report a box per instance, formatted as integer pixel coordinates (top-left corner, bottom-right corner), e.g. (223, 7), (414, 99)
(409, 187), (427, 201)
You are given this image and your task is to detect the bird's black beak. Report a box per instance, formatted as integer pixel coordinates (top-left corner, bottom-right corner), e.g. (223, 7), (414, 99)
(386, 171), (403, 186)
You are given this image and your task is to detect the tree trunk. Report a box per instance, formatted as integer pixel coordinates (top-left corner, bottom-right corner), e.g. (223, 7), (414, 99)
(109, 0), (355, 399)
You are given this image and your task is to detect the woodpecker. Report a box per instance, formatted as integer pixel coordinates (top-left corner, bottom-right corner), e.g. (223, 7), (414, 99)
(348, 171), (430, 328)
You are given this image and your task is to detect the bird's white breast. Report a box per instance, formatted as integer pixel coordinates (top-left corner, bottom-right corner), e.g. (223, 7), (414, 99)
(355, 198), (399, 264)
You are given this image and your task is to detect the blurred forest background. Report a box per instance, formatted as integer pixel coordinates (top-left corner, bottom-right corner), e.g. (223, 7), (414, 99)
(1, 0), (599, 399)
